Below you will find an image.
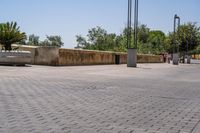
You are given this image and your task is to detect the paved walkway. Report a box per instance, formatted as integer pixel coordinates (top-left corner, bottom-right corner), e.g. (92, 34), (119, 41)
(0, 61), (200, 133)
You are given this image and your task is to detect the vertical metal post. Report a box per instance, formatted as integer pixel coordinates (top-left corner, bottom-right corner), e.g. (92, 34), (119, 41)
(187, 29), (192, 64)
(134, 0), (138, 49)
(173, 14), (180, 65)
(127, 0), (129, 48)
(127, 0), (138, 67)
(186, 40), (188, 56)
(130, 0), (132, 47)
(177, 17), (180, 54)
(127, 0), (132, 49)
(173, 15), (176, 54)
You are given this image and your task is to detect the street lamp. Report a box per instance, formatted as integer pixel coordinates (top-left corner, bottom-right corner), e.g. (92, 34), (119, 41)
(127, 0), (138, 67)
(187, 34), (191, 64)
(173, 14), (180, 65)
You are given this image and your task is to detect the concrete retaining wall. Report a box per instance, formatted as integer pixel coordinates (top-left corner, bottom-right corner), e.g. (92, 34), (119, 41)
(34, 47), (59, 66)
(137, 54), (163, 63)
(11, 45), (163, 66)
(0, 51), (31, 65)
(59, 49), (127, 66)
(12, 45), (38, 64)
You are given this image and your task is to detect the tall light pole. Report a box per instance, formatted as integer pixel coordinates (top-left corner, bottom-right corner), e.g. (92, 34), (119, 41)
(127, 0), (138, 67)
(127, 0), (132, 49)
(173, 14), (180, 65)
(187, 33), (191, 64)
(134, 0), (138, 49)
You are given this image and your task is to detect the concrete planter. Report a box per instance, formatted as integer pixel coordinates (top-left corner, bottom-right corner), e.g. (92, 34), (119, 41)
(0, 51), (31, 65)
(127, 48), (137, 67)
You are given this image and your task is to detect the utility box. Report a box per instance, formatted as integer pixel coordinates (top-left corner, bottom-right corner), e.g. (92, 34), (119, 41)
(187, 55), (191, 64)
(173, 53), (179, 65)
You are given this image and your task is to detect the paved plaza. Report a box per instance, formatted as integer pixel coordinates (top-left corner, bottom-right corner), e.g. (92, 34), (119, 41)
(0, 61), (200, 133)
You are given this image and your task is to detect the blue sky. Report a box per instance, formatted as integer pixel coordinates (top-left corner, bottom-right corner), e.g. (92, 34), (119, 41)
(1, 0), (199, 48)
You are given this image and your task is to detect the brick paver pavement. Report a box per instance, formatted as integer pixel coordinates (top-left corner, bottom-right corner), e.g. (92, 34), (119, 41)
(0, 61), (200, 133)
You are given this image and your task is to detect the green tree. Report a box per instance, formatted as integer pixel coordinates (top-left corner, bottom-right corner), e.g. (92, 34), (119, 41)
(27, 34), (40, 46)
(115, 34), (127, 52)
(87, 26), (107, 44)
(0, 22), (26, 50)
(138, 24), (149, 43)
(178, 23), (200, 52)
(164, 36), (172, 53)
(122, 27), (134, 48)
(147, 30), (166, 54)
(168, 22), (200, 53)
(41, 35), (64, 47)
(76, 35), (87, 48)
(76, 26), (122, 51)
(76, 25), (176, 54)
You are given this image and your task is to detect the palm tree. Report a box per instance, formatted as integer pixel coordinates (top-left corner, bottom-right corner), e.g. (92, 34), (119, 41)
(0, 22), (26, 51)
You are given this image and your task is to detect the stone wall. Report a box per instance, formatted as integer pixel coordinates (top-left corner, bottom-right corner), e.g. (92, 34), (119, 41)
(59, 49), (163, 66)
(59, 49), (127, 66)
(137, 54), (163, 63)
(192, 54), (200, 60)
(11, 45), (163, 66)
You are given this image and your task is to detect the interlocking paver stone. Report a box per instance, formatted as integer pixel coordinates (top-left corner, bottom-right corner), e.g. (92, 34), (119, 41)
(0, 61), (200, 133)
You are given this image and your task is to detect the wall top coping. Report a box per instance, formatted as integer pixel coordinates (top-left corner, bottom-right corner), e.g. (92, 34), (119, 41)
(12, 44), (39, 49)
(11, 44), (162, 57)
(59, 48), (127, 54)
(0, 50), (31, 53)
